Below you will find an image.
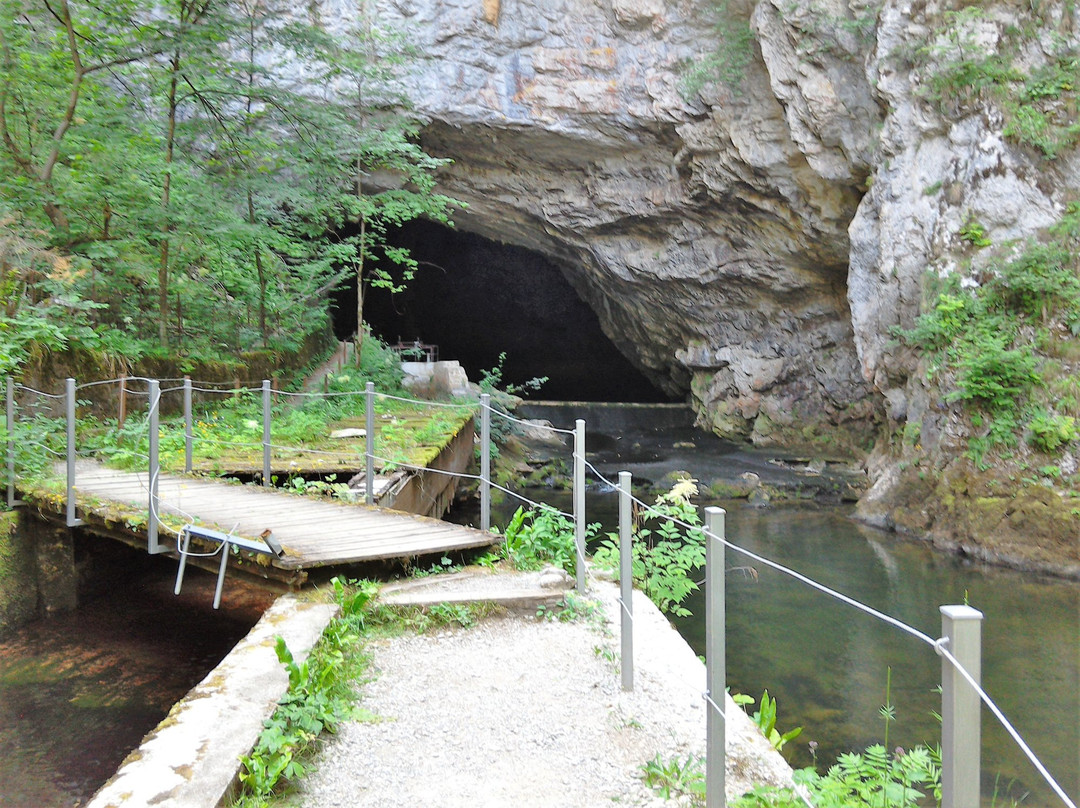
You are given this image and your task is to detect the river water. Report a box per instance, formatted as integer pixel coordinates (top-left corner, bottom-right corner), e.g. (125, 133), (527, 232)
(0, 536), (275, 807)
(474, 402), (1080, 807)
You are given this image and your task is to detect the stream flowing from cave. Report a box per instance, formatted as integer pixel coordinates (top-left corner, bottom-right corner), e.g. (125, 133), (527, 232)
(0, 541), (275, 807)
(454, 402), (1079, 808)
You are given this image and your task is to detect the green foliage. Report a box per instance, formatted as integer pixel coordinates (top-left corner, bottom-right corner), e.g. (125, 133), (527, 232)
(681, 0), (755, 95)
(1028, 410), (1079, 452)
(912, 10), (1080, 159)
(536, 591), (602, 624)
(0, 0), (460, 368)
(989, 243), (1080, 322)
(958, 218), (992, 247)
(749, 690), (803, 751)
(498, 505), (596, 578)
(640, 753), (706, 802)
(593, 479), (707, 617)
(236, 578), (376, 804)
(898, 213), (1080, 457)
(733, 678), (941, 808)
(734, 746), (941, 808)
(946, 332), (1038, 411)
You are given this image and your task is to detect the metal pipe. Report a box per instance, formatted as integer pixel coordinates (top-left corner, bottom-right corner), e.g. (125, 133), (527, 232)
(213, 541), (230, 609)
(941, 605), (983, 808)
(705, 506), (727, 808)
(262, 380), (271, 486)
(573, 419), (586, 593)
(6, 376), (18, 508)
(65, 378), (81, 527)
(174, 528), (192, 595)
(480, 393), (491, 533)
(619, 470), (633, 691)
(148, 379), (160, 553)
(183, 376), (193, 473)
(365, 382), (375, 505)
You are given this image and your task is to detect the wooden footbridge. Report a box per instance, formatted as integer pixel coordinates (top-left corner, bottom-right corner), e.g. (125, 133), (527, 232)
(7, 375), (588, 595)
(5, 376), (536, 592)
(23, 461), (497, 588)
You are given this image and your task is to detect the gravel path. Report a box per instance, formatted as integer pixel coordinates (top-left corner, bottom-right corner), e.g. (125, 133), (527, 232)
(297, 579), (793, 807)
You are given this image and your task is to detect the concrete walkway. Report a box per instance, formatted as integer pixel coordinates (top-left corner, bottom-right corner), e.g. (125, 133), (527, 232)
(83, 568), (792, 807)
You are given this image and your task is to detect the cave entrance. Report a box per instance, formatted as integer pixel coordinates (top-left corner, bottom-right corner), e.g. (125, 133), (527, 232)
(331, 220), (671, 403)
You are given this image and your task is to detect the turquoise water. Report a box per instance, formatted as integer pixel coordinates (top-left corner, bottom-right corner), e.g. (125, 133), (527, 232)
(672, 504), (1079, 808)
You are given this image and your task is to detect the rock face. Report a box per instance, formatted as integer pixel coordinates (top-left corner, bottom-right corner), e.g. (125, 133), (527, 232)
(321, 0), (1080, 567)
(328, 0), (880, 453)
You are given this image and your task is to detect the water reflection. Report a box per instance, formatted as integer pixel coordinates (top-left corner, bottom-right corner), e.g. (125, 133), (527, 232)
(459, 489), (1079, 807)
(676, 505), (1078, 808)
(0, 540), (275, 806)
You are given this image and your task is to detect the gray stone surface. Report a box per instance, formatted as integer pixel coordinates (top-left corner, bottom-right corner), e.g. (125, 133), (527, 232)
(312, 0), (877, 445)
(299, 574), (795, 806)
(85, 594), (337, 808)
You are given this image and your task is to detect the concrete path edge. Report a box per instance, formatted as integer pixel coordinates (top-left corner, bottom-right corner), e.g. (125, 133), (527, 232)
(85, 594), (337, 808)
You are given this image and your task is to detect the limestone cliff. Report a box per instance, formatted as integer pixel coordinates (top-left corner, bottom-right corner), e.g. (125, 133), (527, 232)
(325, 0), (1080, 570)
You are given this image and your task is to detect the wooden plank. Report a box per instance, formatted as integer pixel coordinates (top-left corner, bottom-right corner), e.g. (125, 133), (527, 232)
(62, 462), (496, 572)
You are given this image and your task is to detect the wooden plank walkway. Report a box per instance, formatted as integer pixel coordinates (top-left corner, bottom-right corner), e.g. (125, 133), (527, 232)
(65, 461), (495, 574)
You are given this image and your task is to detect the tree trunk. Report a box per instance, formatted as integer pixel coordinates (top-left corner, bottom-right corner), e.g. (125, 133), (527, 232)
(159, 50), (181, 349)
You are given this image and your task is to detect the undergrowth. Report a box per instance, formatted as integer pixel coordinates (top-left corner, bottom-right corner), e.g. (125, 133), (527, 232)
(593, 478), (707, 617)
(230, 578), (498, 807)
(896, 204), (1080, 468)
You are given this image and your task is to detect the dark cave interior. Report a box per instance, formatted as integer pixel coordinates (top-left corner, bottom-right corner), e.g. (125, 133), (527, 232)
(330, 220), (672, 402)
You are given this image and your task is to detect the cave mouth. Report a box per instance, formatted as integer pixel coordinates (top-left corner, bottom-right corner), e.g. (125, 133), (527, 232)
(330, 220), (673, 403)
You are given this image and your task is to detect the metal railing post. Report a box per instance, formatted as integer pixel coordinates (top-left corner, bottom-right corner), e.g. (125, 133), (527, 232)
(573, 418), (586, 593)
(262, 379), (271, 486)
(148, 379), (161, 553)
(6, 376), (20, 508)
(365, 382), (375, 505)
(618, 470), (633, 691)
(705, 506), (727, 808)
(941, 605), (983, 808)
(480, 393), (491, 533)
(65, 378), (82, 527)
(183, 376), (193, 473)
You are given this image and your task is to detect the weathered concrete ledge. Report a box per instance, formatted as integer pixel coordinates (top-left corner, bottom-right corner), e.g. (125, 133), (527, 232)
(85, 594), (337, 808)
(86, 566), (791, 807)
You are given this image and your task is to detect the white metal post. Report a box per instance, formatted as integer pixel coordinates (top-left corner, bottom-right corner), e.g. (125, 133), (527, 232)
(6, 376), (20, 508)
(65, 378), (82, 527)
(705, 506), (727, 808)
(618, 470), (633, 691)
(261, 379), (271, 486)
(480, 393), (491, 533)
(941, 604), (983, 808)
(183, 376), (193, 473)
(573, 418), (586, 593)
(148, 379), (161, 553)
(365, 382), (375, 505)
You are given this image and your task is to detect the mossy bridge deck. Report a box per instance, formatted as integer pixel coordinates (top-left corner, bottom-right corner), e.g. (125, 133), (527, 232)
(24, 462), (495, 588)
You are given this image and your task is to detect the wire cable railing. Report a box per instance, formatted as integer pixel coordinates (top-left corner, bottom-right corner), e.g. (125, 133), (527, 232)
(579, 455), (1076, 808)
(7, 375), (1071, 808)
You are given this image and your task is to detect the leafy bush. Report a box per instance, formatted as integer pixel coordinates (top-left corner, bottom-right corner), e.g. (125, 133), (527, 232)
(1028, 411), (1079, 452)
(641, 753), (706, 801)
(947, 332), (1038, 412)
(988, 243), (1079, 321)
(498, 505), (594, 578)
(593, 479), (707, 617)
(734, 745), (941, 808)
